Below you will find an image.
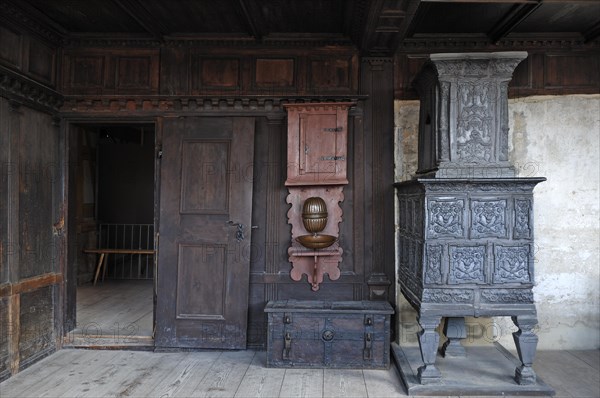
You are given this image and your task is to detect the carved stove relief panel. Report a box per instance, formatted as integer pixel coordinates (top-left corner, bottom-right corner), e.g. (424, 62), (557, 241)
(424, 245), (443, 285)
(456, 82), (496, 163)
(480, 289), (534, 304)
(426, 199), (465, 238)
(514, 198), (532, 239)
(470, 199), (508, 239)
(422, 289), (474, 304)
(493, 245), (531, 284)
(448, 245), (486, 284)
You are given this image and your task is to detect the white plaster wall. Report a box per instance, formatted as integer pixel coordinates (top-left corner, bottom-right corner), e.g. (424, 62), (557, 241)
(394, 94), (600, 350)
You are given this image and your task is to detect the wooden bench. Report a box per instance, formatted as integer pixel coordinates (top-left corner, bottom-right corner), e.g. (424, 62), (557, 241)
(83, 249), (155, 286)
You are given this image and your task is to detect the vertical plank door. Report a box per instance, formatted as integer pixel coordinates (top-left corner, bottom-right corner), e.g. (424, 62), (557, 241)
(156, 117), (255, 349)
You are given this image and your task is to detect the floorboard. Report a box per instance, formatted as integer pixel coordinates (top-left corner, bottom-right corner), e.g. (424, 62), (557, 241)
(568, 349), (600, 371)
(184, 350), (256, 398)
(72, 280), (153, 342)
(280, 368), (324, 398)
(1, 348), (598, 398)
(234, 351), (286, 398)
(323, 369), (368, 398)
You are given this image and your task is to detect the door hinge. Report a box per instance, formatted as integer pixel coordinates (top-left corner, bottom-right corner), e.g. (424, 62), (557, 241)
(320, 156), (345, 161)
(323, 127), (343, 132)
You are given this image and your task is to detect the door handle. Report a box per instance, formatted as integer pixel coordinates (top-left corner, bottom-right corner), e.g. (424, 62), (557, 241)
(227, 221), (245, 242)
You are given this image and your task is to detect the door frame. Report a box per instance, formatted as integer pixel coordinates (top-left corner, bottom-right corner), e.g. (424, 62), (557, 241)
(63, 117), (160, 344)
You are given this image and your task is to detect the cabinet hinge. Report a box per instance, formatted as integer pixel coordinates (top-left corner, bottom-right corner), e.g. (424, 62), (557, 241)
(320, 156), (345, 161)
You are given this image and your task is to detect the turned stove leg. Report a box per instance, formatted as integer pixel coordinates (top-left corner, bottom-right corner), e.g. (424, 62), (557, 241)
(441, 317), (466, 357)
(417, 315), (442, 384)
(512, 315), (538, 385)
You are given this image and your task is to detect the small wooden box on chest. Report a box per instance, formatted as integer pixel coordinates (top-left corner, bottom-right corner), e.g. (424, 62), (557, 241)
(265, 300), (394, 369)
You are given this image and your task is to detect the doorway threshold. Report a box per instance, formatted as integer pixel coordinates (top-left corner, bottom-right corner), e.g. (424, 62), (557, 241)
(63, 334), (154, 350)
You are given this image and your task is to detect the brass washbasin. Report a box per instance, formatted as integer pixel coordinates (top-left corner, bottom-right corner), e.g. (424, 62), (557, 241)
(296, 234), (337, 249)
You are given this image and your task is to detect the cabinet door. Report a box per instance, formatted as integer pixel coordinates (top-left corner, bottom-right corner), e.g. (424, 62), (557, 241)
(285, 103), (349, 186)
(300, 113), (339, 178)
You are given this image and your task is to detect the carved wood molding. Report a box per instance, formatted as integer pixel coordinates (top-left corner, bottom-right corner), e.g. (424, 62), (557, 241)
(0, 0), (64, 46)
(61, 95), (366, 116)
(63, 35), (355, 49)
(399, 34), (600, 52)
(0, 66), (64, 113)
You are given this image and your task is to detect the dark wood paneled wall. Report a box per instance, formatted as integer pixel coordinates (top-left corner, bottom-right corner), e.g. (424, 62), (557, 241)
(395, 47), (600, 100)
(0, 17), (59, 89)
(62, 47), (358, 97)
(0, 97), (64, 381)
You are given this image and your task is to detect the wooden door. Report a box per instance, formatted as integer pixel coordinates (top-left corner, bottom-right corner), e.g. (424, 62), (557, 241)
(155, 117), (255, 349)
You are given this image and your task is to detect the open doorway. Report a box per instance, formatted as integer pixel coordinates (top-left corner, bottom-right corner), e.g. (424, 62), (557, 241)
(65, 122), (156, 346)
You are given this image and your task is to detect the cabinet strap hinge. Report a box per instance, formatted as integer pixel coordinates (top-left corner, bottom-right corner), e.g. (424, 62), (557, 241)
(323, 127), (343, 132)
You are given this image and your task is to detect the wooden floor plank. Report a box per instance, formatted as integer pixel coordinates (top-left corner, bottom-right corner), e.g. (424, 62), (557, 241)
(234, 351), (286, 397)
(35, 350), (133, 397)
(177, 350), (255, 398)
(363, 366), (407, 397)
(78, 351), (164, 398)
(2, 349), (599, 397)
(280, 368), (324, 398)
(74, 280), (154, 339)
(534, 350), (600, 398)
(323, 369), (368, 398)
(141, 351), (222, 398)
(0, 349), (85, 397)
(568, 349), (600, 371)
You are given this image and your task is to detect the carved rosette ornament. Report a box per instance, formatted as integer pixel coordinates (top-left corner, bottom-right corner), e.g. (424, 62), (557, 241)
(394, 52), (549, 391)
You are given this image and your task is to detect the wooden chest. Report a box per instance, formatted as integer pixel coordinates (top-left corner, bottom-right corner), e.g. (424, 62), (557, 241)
(264, 300), (394, 369)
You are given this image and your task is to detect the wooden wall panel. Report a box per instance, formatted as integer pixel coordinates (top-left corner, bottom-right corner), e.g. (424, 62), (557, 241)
(160, 48), (189, 95)
(308, 57), (353, 92)
(64, 47), (359, 97)
(116, 56), (153, 92)
(191, 56), (241, 93)
(0, 297), (8, 380)
(395, 50), (600, 99)
(0, 26), (22, 69)
(254, 58), (295, 89)
(69, 56), (105, 91)
(27, 39), (55, 85)
(544, 53), (599, 89)
(0, 99), (10, 285)
(62, 49), (159, 95)
(18, 108), (59, 279)
(0, 25), (58, 89)
(18, 286), (54, 369)
(0, 96), (62, 380)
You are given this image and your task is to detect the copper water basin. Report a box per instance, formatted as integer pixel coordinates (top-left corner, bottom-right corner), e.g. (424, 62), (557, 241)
(296, 234), (337, 249)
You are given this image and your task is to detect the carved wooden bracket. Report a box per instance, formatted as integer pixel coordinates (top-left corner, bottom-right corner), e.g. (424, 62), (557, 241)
(286, 186), (344, 291)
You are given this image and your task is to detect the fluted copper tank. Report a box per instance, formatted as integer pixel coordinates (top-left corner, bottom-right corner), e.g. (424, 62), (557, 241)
(301, 197), (328, 233)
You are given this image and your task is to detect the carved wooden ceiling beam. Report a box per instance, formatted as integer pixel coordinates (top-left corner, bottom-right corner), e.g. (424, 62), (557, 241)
(488, 1), (543, 44)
